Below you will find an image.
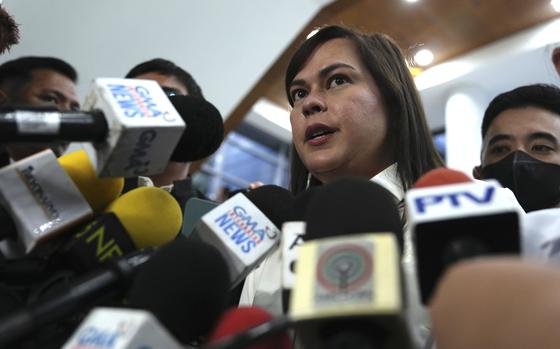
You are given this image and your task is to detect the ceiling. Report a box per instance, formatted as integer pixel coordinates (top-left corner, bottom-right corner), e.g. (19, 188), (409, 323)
(224, 0), (560, 134)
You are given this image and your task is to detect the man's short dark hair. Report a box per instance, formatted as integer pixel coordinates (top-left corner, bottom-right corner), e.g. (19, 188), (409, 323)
(482, 84), (560, 137)
(0, 56), (78, 98)
(125, 58), (204, 99)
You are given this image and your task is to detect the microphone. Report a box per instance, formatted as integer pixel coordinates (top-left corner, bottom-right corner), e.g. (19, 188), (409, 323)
(430, 257), (560, 349)
(304, 177), (404, 252)
(280, 187), (319, 313)
(0, 149), (92, 255)
(167, 95), (224, 162)
(58, 149), (124, 213)
(127, 238), (231, 344)
(190, 185), (295, 287)
(56, 186), (183, 272)
(290, 233), (410, 349)
(62, 307), (185, 349)
(0, 78), (186, 177)
(405, 168), (523, 304)
(289, 178), (412, 349)
(0, 247), (155, 347)
(181, 197), (219, 237)
(104, 186), (183, 248)
(206, 306), (293, 349)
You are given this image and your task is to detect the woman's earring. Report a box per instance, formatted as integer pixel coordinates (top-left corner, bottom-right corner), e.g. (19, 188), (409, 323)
(306, 172), (312, 189)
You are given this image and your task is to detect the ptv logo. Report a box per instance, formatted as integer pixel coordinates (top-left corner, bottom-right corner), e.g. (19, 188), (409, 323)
(414, 186), (495, 214)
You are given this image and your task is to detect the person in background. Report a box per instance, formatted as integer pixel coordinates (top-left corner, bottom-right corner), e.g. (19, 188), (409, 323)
(240, 25), (444, 346)
(473, 84), (560, 212)
(0, 56), (79, 166)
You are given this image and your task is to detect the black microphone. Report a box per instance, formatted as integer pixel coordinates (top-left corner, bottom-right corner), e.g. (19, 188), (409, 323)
(167, 95), (224, 162)
(290, 177), (411, 349)
(304, 177), (404, 252)
(127, 238), (231, 344)
(0, 247), (155, 347)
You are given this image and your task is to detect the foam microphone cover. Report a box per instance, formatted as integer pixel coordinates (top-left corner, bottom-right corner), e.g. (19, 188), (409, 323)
(105, 186), (182, 248)
(304, 177), (403, 253)
(413, 167), (473, 189)
(292, 186), (319, 221)
(168, 95), (224, 162)
(128, 239), (231, 344)
(209, 306), (293, 349)
(243, 185), (296, 229)
(58, 149), (124, 212)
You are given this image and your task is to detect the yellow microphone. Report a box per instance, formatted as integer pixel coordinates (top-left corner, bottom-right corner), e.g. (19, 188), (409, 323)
(58, 149), (123, 212)
(105, 186), (182, 249)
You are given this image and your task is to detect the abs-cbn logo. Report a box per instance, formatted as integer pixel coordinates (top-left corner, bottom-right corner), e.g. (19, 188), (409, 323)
(108, 84), (167, 119)
(214, 206), (277, 254)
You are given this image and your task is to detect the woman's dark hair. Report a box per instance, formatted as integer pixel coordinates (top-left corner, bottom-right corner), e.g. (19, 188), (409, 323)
(481, 84), (560, 137)
(285, 25), (443, 194)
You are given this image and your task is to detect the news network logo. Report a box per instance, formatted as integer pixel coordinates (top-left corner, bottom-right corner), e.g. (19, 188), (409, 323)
(413, 185), (495, 214)
(108, 84), (164, 118)
(71, 325), (123, 349)
(17, 165), (61, 221)
(314, 242), (374, 308)
(214, 206), (276, 254)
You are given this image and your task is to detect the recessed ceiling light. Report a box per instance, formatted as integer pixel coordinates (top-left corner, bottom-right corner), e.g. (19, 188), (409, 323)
(405, 0), (420, 3)
(414, 48), (434, 66)
(552, 0), (560, 12)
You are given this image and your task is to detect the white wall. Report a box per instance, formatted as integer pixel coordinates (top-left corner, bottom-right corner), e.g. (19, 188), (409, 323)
(1, 0), (332, 120)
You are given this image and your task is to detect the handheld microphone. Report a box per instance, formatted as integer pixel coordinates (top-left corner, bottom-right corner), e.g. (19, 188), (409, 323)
(62, 307), (184, 349)
(290, 178), (412, 349)
(105, 186), (183, 248)
(290, 233), (410, 349)
(167, 95), (224, 162)
(207, 306), (293, 349)
(181, 197), (219, 237)
(406, 168), (523, 304)
(190, 185), (295, 287)
(0, 78), (186, 177)
(58, 149), (124, 213)
(0, 149), (92, 254)
(127, 238), (231, 344)
(0, 247), (155, 347)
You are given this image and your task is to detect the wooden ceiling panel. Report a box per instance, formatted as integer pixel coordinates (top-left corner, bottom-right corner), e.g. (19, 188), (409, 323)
(191, 0), (558, 172)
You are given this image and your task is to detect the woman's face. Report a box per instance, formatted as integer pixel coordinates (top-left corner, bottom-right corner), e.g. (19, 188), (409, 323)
(288, 38), (393, 183)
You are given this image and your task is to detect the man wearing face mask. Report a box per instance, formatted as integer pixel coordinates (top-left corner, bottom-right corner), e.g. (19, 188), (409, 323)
(473, 84), (560, 213)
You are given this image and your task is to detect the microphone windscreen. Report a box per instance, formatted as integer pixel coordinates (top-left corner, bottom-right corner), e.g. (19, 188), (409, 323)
(209, 306), (293, 349)
(292, 186), (319, 221)
(105, 186), (182, 248)
(243, 185), (296, 228)
(128, 239), (230, 344)
(58, 149), (124, 212)
(169, 95), (224, 162)
(413, 167), (472, 189)
(305, 177), (403, 253)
